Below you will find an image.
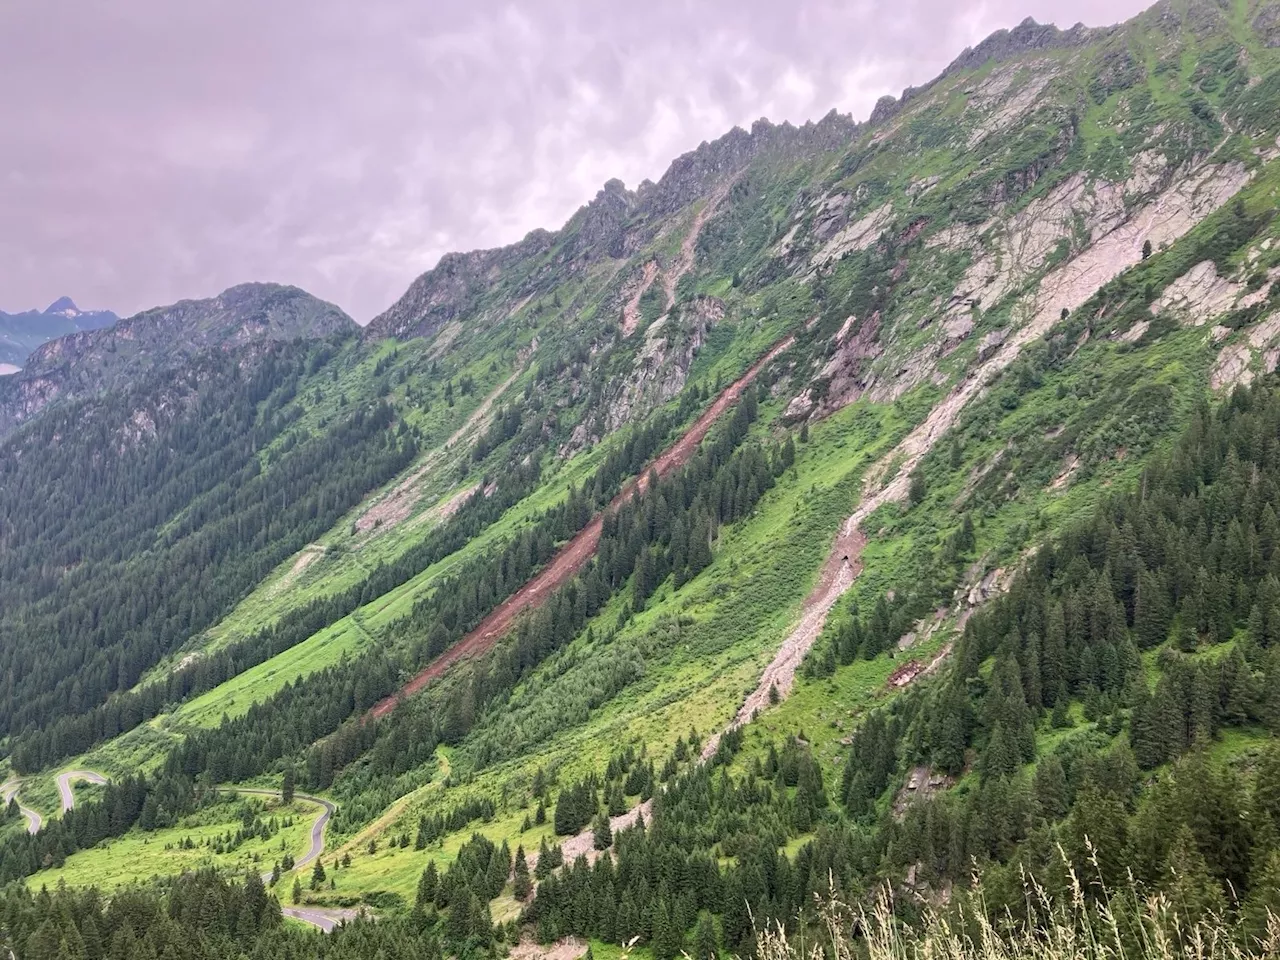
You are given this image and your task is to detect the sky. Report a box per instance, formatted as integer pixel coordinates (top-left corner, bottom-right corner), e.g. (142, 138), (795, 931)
(1, 0), (1151, 323)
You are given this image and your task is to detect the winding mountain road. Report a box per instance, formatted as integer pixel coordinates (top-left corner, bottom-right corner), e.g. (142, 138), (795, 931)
(235, 788), (334, 871)
(234, 788), (362, 932)
(57, 770), (108, 812)
(0, 780), (42, 834)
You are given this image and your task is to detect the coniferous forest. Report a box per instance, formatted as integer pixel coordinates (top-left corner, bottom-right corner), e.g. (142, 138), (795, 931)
(7, 4), (1280, 959)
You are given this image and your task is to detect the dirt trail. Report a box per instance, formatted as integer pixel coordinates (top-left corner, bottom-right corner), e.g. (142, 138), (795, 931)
(369, 338), (793, 720)
(271, 544), (326, 596)
(354, 368), (521, 536)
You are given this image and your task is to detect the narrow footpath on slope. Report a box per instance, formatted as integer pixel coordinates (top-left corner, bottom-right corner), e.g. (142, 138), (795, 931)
(369, 337), (794, 719)
(355, 366), (526, 537)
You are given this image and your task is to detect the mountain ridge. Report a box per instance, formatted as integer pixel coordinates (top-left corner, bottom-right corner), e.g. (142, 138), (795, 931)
(0, 298), (118, 369)
(0, 281), (355, 434)
(365, 8), (1129, 345)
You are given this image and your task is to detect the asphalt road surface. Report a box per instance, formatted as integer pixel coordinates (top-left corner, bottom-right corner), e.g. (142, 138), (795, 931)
(57, 770), (108, 812)
(234, 788), (334, 870)
(0, 780), (43, 834)
(235, 788), (361, 932)
(281, 905), (364, 931)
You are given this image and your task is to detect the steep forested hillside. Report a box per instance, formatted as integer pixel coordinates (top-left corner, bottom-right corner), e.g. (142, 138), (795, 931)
(3, 1), (1280, 958)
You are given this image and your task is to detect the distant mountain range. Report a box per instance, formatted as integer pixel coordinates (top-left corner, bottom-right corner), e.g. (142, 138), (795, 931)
(0, 282), (356, 434)
(0, 297), (119, 371)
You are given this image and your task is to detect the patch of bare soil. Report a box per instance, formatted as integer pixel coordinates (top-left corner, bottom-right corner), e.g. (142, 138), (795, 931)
(662, 184), (731, 312)
(368, 339), (793, 720)
(270, 543), (326, 596)
(545, 799), (653, 870)
(403, 482), (482, 535)
(693, 160), (1252, 771)
(354, 369), (520, 537)
(1049, 454), (1081, 491)
(509, 937), (589, 960)
(620, 261), (659, 337)
(701, 525), (867, 762)
(887, 642), (954, 689)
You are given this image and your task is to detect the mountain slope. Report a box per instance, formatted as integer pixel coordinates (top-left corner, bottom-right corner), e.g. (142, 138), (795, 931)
(0, 297), (118, 369)
(0, 282), (355, 434)
(3, 1), (1280, 957)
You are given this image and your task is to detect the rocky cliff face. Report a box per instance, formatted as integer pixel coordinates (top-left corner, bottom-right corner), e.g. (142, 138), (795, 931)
(0, 283), (354, 435)
(365, 113), (864, 344)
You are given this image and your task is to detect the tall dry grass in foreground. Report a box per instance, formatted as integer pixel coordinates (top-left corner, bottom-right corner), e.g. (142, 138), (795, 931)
(753, 855), (1280, 960)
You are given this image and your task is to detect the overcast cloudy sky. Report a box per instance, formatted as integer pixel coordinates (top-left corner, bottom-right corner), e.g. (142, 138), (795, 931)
(2, 0), (1150, 322)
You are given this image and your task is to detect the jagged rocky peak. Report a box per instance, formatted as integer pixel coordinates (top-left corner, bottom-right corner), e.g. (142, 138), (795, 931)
(367, 229), (557, 342)
(45, 296), (80, 316)
(640, 113), (860, 218)
(869, 15), (1110, 129)
(559, 177), (640, 262)
(943, 16), (1105, 76)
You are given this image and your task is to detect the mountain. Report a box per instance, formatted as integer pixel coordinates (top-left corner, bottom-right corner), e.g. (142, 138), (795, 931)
(2, 1), (1280, 957)
(0, 281), (356, 434)
(0, 296), (118, 370)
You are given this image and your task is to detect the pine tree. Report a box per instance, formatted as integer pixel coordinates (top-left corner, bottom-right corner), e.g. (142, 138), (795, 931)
(694, 911), (718, 960)
(650, 898), (680, 960)
(415, 814), (429, 849)
(513, 845), (532, 900)
(291, 878), (302, 905)
(1033, 754), (1069, 821)
(908, 471), (927, 506)
(417, 863), (439, 910)
(1164, 825), (1226, 927)
(281, 765), (295, 805)
(310, 857), (326, 890)
(593, 813), (613, 851)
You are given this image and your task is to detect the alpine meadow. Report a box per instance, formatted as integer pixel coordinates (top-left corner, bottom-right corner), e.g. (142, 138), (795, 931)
(6, 2), (1280, 959)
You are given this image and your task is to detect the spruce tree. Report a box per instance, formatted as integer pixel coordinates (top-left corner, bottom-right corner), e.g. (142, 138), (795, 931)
(592, 813), (613, 851)
(513, 845), (532, 900)
(694, 911), (718, 960)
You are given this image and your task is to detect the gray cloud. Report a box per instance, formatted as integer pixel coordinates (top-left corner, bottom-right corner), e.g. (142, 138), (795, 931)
(1, 0), (1150, 321)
